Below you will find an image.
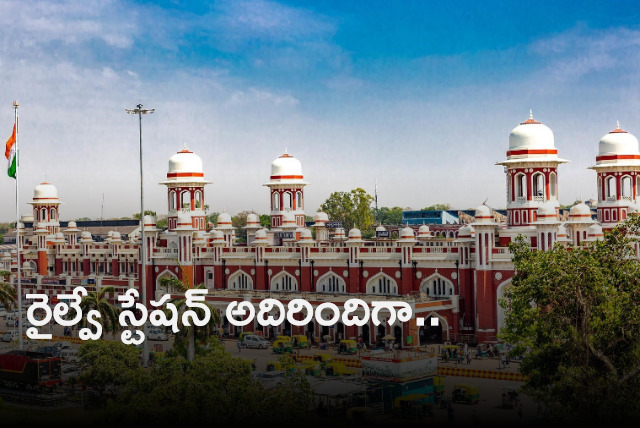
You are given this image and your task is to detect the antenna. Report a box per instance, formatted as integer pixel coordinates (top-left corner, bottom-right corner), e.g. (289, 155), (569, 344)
(374, 178), (379, 225)
(101, 193), (104, 226)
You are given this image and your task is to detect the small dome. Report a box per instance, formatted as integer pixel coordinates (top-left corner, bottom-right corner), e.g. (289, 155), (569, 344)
(348, 228), (362, 239)
(598, 124), (640, 156)
(67, 221), (77, 228)
(314, 211), (329, 222)
(168, 149), (203, 174)
(299, 228), (313, 241)
(557, 225), (568, 238)
(17, 222), (24, 230)
(271, 152), (303, 179)
(112, 232), (121, 240)
(282, 211), (296, 225)
(210, 229), (224, 240)
(246, 213), (260, 226)
(458, 225), (473, 237)
(376, 225), (387, 232)
(474, 204), (492, 221)
(418, 225), (430, 237)
(333, 227), (346, 240)
(217, 213), (232, 229)
(55, 232), (64, 239)
(569, 203), (592, 219)
(20, 214), (34, 223)
(508, 113), (555, 151)
(255, 229), (267, 239)
(33, 181), (59, 202)
(628, 203), (640, 215)
(400, 227), (415, 239)
(22, 261), (33, 270)
(537, 202), (556, 217)
(176, 212), (193, 229)
(587, 224), (604, 238)
(80, 231), (92, 239)
(107, 231), (114, 238)
(143, 215), (156, 226)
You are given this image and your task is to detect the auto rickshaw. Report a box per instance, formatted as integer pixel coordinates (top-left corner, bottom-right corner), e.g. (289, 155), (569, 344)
(266, 360), (295, 372)
(337, 339), (358, 354)
(314, 352), (333, 368)
(392, 394), (434, 419)
(297, 361), (322, 376)
(292, 334), (309, 349)
(273, 339), (293, 354)
(276, 335), (292, 342)
(441, 344), (460, 360)
(451, 384), (480, 404)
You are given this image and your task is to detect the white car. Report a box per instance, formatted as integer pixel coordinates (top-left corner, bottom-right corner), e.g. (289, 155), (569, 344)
(243, 335), (269, 349)
(147, 328), (169, 341)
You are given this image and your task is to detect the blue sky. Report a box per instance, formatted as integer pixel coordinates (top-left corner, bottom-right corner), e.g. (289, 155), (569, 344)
(2, 0), (640, 221)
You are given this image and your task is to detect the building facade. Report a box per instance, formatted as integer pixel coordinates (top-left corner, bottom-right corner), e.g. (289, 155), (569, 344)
(5, 115), (640, 346)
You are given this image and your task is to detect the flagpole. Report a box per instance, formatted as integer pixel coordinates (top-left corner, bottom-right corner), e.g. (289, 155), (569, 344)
(13, 100), (22, 350)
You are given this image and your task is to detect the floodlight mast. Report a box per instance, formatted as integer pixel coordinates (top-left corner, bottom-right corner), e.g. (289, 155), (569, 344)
(125, 103), (154, 368)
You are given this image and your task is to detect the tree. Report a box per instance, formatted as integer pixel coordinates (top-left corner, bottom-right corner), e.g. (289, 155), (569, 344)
(422, 203), (451, 210)
(500, 215), (640, 423)
(78, 340), (144, 399)
(75, 217), (91, 221)
(376, 206), (404, 225)
(159, 267), (222, 362)
(320, 188), (374, 231)
(133, 210), (157, 220)
(232, 211), (254, 243)
(0, 270), (16, 310)
(206, 212), (219, 227)
(79, 287), (120, 338)
(259, 214), (271, 228)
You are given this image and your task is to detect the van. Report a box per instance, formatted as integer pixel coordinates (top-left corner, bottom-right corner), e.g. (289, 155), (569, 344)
(59, 348), (80, 363)
(243, 334), (269, 349)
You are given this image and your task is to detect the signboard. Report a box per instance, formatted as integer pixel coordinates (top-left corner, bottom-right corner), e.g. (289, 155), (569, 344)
(276, 232), (294, 239)
(71, 278), (82, 285)
(362, 353), (437, 381)
(41, 278), (65, 285)
(376, 230), (390, 238)
(325, 221), (343, 229)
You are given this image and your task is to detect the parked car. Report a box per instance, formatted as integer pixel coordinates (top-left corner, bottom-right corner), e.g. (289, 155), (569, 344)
(243, 334), (269, 349)
(147, 328), (169, 341)
(59, 348), (81, 364)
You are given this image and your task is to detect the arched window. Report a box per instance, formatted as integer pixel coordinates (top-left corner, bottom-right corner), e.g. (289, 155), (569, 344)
(515, 173), (526, 199)
(622, 176), (632, 199)
(316, 273), (346, 293)
(549, 172), (557, 199)
(283, 192), (293, 210)
(598, 177), (602, 202)
(272, 192), (280, 210)
(420, 275), (454, 299)
(270, 272), (298, 292)
(40, 207), (47, 221)
(296, 191), (303, 210)
(532, 173), (545, 199)
(170, 191), (177, 211)
(181, 191), (190, 210)
(194, 191), (202, 209)
(637, 176), (640, 197)
(228, 271), (253, 290)
(366, 274), (398, 295)
(50, 208), (56, 221)
(606, 176), (617, 199)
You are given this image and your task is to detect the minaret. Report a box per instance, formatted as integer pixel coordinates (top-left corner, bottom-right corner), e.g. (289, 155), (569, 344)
(160, 146), (211, 232)
(589, 122), (640, 229)
(496, 111), (568, 227)
(263, 151), (309, 229)
(28, 181), (61, 235)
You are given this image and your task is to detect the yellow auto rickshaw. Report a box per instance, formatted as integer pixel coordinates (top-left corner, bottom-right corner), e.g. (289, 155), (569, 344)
(292, 334), (309, 349)
(392, 394), (434, 419)
(337, 339), (358, 354)
(451, 384), (479, 404)
(297, 361), (322, 376)
(276, 335), (292, 342)
(324, 362), (358, 376)
(314, 352), (333, 367)
(273, 339), (293, 354)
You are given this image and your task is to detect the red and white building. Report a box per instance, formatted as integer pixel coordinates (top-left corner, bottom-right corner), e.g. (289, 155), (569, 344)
(5, 114), (640, 346)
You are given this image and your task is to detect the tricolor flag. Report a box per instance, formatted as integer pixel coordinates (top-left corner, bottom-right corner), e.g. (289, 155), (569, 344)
(4, 120), (17, 179)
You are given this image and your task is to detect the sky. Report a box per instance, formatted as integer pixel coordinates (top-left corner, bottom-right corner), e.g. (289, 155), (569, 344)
(1, 0), (640, 221)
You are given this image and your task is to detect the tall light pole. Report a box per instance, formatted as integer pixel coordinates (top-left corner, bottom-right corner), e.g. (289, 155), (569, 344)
(126, 103), (154, 367)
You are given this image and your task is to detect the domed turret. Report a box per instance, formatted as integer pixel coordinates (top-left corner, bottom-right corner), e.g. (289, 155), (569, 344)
(282, 211), (296, 227)
(474, 204), (493, 223)
(176, 212), (194, 230)
(269, 152), (305, 183)
(313, 212), (329, 226)
(535, 201), (558, 223)
(167, 149), (203, 177)
(417, 225), (430, 239)
(216, 213), (233, 230)
(399, 226), (416, 242)
(246, 213), (260, 227)
(299, 228), (313, 243)
(33, 181), (59, 202)
(458, 225), (474, 238)
(264, 151), (309, 230)
(598, 123), (640, 158)
(347, 228), (362, 243)
(587, 224), (604, 240)
(569, 203), (592, 220)
(508, 113), (555, 152)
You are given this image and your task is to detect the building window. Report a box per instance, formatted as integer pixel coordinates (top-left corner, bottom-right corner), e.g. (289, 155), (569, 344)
(272, 192), (280, 210)
(296, 191), (303, 210)
(170, 191), (176, 211)
(194, 191), (202, 209)
(283, 192), (293, 210)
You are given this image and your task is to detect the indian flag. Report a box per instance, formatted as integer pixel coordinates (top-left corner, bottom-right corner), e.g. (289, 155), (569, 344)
(4, 121), (16, 179)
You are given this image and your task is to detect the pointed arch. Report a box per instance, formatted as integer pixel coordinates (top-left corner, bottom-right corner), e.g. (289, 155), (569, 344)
(316, 271), (346, 293)
(419, 311), (450, 344)
(366, 272), (398, 295)
(420, 273), (454, 298)
(272, 191), (280, 210)
(270, 270), (298, 292)
(228, 269), (253, 290)
(496, 278), (512, 333)
(155, 269), (179, 300)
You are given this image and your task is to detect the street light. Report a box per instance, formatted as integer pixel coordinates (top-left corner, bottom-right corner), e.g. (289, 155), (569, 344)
(126, 103), (154, 368)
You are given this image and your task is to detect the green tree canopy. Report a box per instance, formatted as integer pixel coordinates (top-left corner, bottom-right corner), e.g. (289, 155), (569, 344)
(421, 203), (451, 210)
(132, 210), (157, 220)
(500, 215), (640, 423)
(320, 188), (374, 231)
(376, 206), (404, 225)
(259, 214), (271, 228)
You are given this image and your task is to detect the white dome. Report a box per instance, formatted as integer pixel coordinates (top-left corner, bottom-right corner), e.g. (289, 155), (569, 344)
(587, 224), (604, 238)
(474, 204), (492, 221)
(55, 232), (64, 239)
(143, 215), (156, 226)
(509, 115), (555, 151)
(217, 213), (233, 229)
(557, 225), (568, 238)
(418, 225), (430, 237)
(112, 232), (121, 240)
(599, 125), (639, 156)
(168, 149), (203, 174)
(458, 225), (474, 237)
(67, 221), (77, 228)
(33, 181), (59, 202)
(176, 212), (193, 229)
(246, 213), (260, 226)
(536, 202), (557, 220)
(80, 231), (92, 239)
(299, 228), (313, 241)
(348, 228), (361, 239)
(376, 225), (386, 232)
(569, 203), (592, 219)
(210, 229), (224, 239)
(400, 227), (416, 240)
(334, 228), (346, 239)
(282, 211), (296, 225)
(271, 152), (302, 178)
